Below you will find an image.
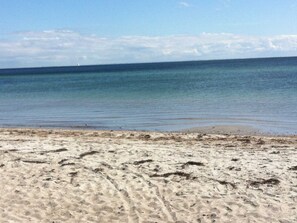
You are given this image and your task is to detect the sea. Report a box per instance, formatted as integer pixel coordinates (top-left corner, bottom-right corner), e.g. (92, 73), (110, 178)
(0, 57), (296, 134)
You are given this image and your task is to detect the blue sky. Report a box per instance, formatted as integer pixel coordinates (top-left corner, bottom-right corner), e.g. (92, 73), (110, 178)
(1, 0), (297, 68)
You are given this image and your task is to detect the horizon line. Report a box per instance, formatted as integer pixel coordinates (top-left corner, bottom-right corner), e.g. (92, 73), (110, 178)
(0, 55), (296, 72)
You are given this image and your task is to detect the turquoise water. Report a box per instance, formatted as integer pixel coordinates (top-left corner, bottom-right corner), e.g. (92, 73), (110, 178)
(0, 57), (297, 134)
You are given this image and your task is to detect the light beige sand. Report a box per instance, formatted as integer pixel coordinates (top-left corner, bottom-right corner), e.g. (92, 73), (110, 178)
(0, 128), (297, 223)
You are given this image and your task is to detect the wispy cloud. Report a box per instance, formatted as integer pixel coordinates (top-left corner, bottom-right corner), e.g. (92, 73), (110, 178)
(0, 30), (297, 68)
(179, 1), (190, 7)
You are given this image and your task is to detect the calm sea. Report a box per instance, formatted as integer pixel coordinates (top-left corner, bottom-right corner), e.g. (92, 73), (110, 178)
(0, 57), (296, 134)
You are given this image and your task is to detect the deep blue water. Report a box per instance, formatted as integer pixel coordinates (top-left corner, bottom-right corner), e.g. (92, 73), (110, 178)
(0, 57), (297, 134)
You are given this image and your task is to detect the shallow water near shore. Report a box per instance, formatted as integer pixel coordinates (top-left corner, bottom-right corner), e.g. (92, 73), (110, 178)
(0, 57), (297, 135)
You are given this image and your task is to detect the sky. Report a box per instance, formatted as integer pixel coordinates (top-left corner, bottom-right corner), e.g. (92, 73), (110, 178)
(1, 0), (297, 68)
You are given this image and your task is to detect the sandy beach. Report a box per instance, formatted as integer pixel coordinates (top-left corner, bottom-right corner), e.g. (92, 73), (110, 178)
(0, 128), (297, 222)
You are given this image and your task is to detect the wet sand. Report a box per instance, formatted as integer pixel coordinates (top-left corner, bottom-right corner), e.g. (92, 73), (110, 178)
(0, 128), (297, 222)
(183, 125), (263, 136)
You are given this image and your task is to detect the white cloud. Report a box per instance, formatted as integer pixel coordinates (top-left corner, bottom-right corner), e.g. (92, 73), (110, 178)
(179, 1), (190, 7)
(0, 30), (297, 68)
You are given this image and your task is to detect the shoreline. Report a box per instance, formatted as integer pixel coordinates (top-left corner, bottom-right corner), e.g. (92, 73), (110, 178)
(1, 124), (296, 137)
(181, 125), (288, 136)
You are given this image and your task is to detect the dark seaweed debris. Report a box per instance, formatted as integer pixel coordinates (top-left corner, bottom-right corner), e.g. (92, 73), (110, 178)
(79, 151), (99, 159)
(150, 172), (191, 179)
(288, 166), (297, 171)
(22, 160), (47, 164)
(182, 161), (204, 169)
(249, 178), (280, 187)
(133, 159), (153, 165)
(41, 148), (68, 154)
